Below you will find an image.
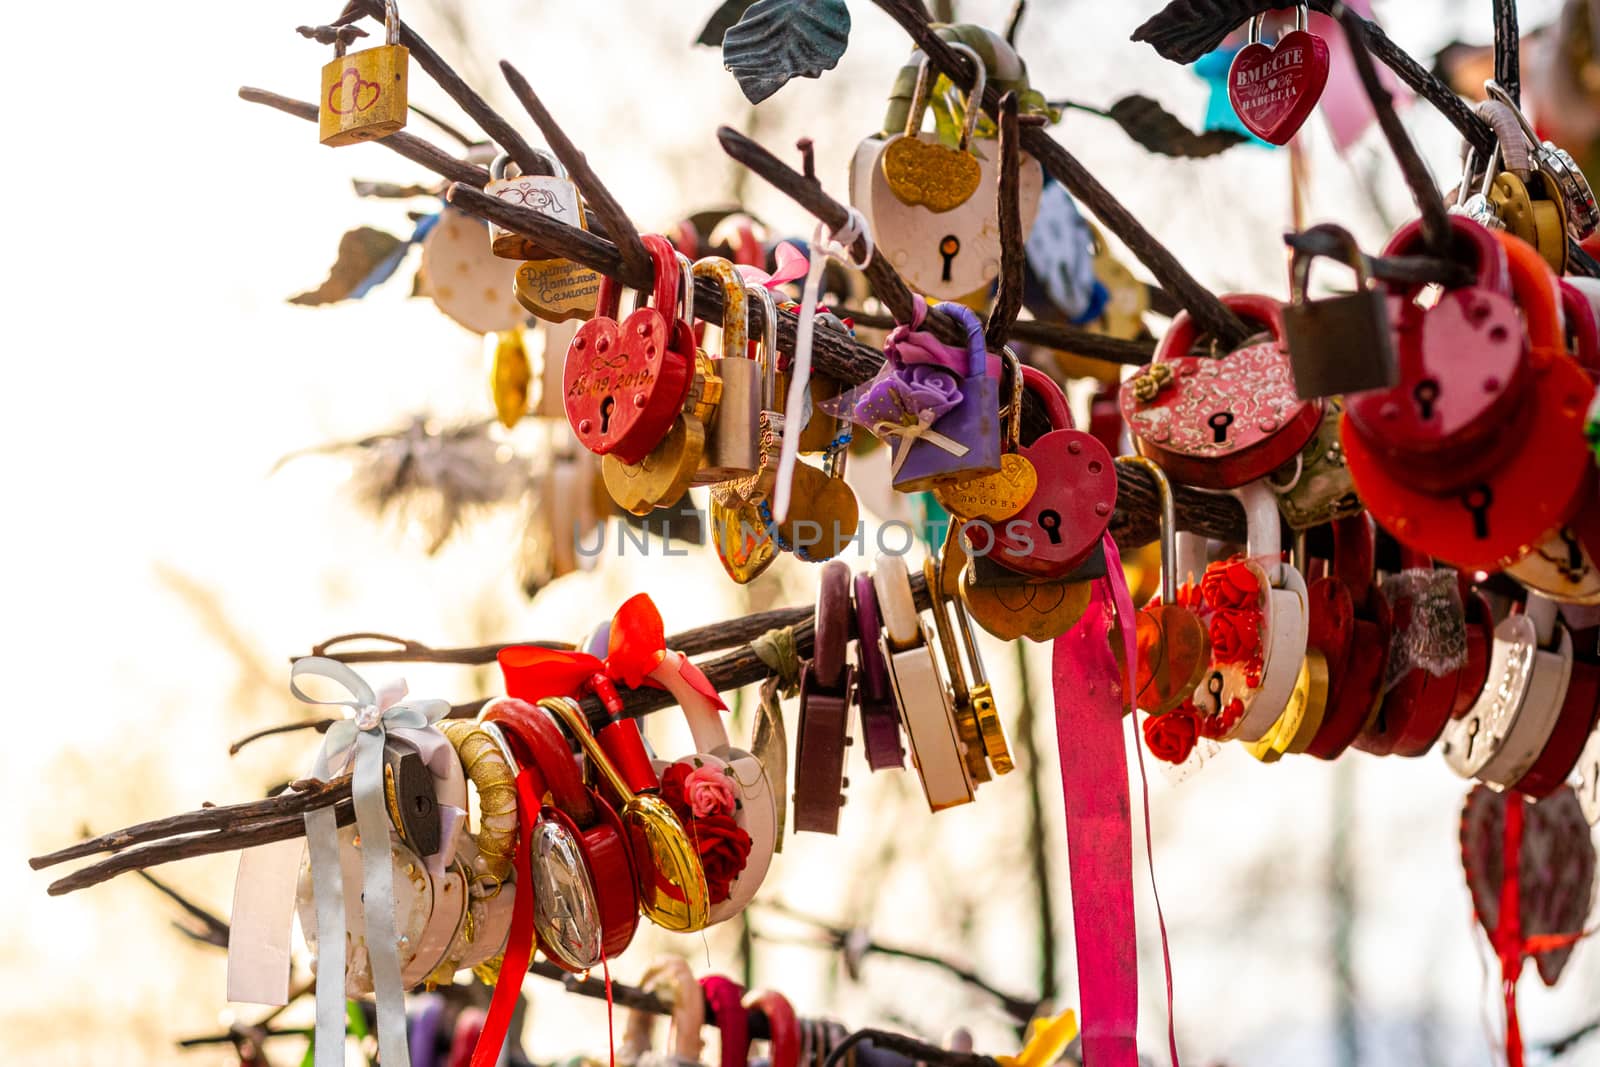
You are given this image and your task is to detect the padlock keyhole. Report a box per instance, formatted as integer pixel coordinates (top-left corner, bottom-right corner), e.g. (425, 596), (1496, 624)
(1038, 509), (1063, 545)
(939, 235), (960, 282)
(1413, 378), (1440, 420)
(599, 395), (615, 435)
(1461, 484), (1493, 539)
(1209, 411), (1235, 444)
(413, 795), (431, 816)
(1465, 716), (1480, 759)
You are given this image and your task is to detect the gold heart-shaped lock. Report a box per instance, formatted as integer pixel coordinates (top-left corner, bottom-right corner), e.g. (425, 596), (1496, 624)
(879, 48), (987, 213)
(934, 350), (1038, 522)
(602, 415), (705, 516)
(712, 495), (777, 584)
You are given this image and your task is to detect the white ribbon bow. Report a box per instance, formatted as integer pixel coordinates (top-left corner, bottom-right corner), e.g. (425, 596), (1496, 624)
(293, 657), (448, 1067)
(873, 411), (971, 479)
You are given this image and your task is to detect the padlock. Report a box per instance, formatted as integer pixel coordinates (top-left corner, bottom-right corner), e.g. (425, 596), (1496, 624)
(318, 0), (408, 147)
(769, 444), (860, 563)
(1121, 293), (1322, 490)
(1346, 224), (1594, 571)
(693, 260), (762, 482)
(1305, 514), (1393, 760)
(1358, 556), (1469, 759)
(958, 538), (1094, 643)
(875, 554), (974, 812)
(923, 557), (990, 787)
(1226, 2), (1330, 146)
(1269, 398), (1362, 531)
(851, 40), (1043, 301)
(710, 494), (777, 585)
(418, 207), (524, 335)
(623, 958), (705, 1067)
(934, 348), (1038, 522)
(981, 365), (1116, 579)
(880, 45), (985, 214)
(1508, 625), (1600, 799)
(487, 150), (584, 260)
(1441, 595), (1574, 788)
(1122, 456), (1210, 716)
(490, 328), (532, 429)
(793, 561), (856, 834)
(1485, 80), (1599, 246)
(1573, 722), (1600, 825)
(1281, 224), (1397, 399)
(1449, 142), (1507, 231)
(1477, 99), (1570, 273)
(566, 235), (693, 464)
(1212, 481), (1310, 744)
(856, 298), (1000, 491)
(853, 571), (907, 771)
(712, 284), (785, 507)
(949, 566), (1012, 774)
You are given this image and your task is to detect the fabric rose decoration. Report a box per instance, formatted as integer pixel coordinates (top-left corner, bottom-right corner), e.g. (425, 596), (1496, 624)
(1209, 608), (1262, 666)
(1201, 559), (1261, 611)
(852, 365), (962, 432)
(1198, 697), (1244, 740)
(659, 761), (752, 905)
(1142, 708), (1199, 764)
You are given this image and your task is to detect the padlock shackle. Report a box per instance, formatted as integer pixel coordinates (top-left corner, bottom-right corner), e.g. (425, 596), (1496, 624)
(690, 256), (749, 363)
(673, 251), (696, 331)
(1382, 214), (1510, 296)
(1000, 347), (1023, 450)
(922, 556), (971, 705)
(1492, 228), (1566, 359)
(1248, 2), (1307, 43)
(1288, 224), (1375, 304)
(383, 0), (401, 45)
(900, 43), (988, 151)
(1475, 99), (1535, 178)
(635, 234), (683, 324)
(1117, 455), (1177, 604)
(1018, 364), (1074, 430)
(744, 281), (779, 410)
(1230, 480), (1283, 584)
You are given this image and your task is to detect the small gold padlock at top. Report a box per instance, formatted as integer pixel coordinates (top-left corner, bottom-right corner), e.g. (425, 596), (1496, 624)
(319, 0), (409, 147)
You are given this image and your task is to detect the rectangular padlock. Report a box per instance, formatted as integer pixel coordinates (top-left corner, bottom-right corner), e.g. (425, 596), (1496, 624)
(318, 10), (408, 148)
(882, 624), (974, 812)
(1282, 225), (1398, 399)
(793, 661), (855, 834)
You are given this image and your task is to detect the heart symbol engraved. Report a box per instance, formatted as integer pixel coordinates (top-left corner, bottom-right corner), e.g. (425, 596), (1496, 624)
(328, 66), (382, 115)
(1227, 29), (1330, 145)
(881, 135), (983, 214)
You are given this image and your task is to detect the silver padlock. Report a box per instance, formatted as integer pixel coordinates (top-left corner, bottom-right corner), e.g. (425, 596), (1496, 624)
(1441, 596), (1573, 787)
(1451, 143), (1507, 232)
(486, 149), (584, 260)
(1281, 224), (1398, 400)
(873, 555), (974, 812)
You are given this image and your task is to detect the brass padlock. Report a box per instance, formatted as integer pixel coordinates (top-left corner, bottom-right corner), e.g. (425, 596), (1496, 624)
(1281, 224), (1396, 400)
(1270, 398), (1362, 531)
(711, 282), (785, 507)
(318, 0), (409, 147)
(692, 260), (762, 482)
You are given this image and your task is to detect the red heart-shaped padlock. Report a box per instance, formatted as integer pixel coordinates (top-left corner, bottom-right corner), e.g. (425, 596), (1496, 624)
(563, 236), (691, 465)
(1306, 515), (1393, 760)
(1120, 293), (1321, 490)
(1227, 14), (1330, 146)
(975, 365), (1116, 579)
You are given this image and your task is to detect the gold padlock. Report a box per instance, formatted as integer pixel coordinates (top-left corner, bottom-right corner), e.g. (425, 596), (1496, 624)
(691, 260), (759, 483)
(711, 282), (786, 507)
(924, 557), (993, 785)
(318, 0), (409, 147)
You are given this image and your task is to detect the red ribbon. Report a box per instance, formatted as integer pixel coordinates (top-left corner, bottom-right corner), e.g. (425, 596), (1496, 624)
(471, 767), (545, 1067)
(498, 594), (726, 714)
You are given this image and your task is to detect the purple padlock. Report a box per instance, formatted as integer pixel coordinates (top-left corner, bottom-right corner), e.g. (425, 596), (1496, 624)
(853, 572), (906, 770)
(861, 300), (1001, 492)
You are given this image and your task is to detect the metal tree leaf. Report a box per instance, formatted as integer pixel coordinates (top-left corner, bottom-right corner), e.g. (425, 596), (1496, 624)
(697, 0), (756, 46)
(289, 226), (407, 306)
(1460, 785), (1596, 986)
(1107, 95), (1247, 157)
(1132, 0), (1318, 64)
(722, 0), (851, 104)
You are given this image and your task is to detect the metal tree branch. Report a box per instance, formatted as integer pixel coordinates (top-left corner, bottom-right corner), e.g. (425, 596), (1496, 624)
(1493, 0), (1520, 107)
(334, 0), (553, 178)
(239, 87), (490, 188)
(1334, 4), (1451, 258)
(985, 92), (1025, 351)
(499, 60), (654, 290)
(869, 0), (1252, 348)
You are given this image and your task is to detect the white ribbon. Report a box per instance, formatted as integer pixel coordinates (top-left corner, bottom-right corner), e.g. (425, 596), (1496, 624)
(773, 210), (874, 524)
(292, 657), (448, 1067)
(873, 412), (971, 479)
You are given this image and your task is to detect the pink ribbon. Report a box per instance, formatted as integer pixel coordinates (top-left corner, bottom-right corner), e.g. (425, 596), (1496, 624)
(1052, 534), (1141, 1067)
(736, 241), (810, 290)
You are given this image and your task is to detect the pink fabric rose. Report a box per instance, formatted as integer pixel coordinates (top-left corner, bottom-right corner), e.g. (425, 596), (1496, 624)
(683, 764), (737, 818)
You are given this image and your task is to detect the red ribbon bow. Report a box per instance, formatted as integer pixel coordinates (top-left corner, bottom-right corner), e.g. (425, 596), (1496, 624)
(498, 594), (726, 714)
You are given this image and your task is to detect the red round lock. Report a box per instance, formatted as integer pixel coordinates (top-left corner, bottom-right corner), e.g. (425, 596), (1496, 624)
(563, 234), (692, 464)
(1120, 293), (1321, 490)
(483, 697), (641, 964)
(1511, 637), (1600, 798)
(1345, 231), (1595, 572)
(980, 365), (1116, 579)
(1307, 515), (1393, 760)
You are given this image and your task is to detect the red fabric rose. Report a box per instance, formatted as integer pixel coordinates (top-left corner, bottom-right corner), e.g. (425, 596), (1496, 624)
(1142, 709), (1199, 764)
(686, 812), (752, 904)
(1201, 559), (1261, 611)
(1209, 608), (1262, 665)
(1173, 581), (1206, 612)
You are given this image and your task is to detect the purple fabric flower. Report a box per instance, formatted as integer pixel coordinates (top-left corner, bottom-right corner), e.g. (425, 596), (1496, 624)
(852, 365), (962, 429)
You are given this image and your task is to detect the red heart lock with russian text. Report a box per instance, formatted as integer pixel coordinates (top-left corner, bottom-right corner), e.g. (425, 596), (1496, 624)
(563, 235), (691, 465)
(1227, 6), (1330, 146)
(1120, 293), (1321, 490)
(975, 365), (1116, 579)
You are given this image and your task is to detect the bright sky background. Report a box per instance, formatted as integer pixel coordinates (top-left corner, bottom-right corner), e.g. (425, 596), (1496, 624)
(3, 1), (1594, 1065)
